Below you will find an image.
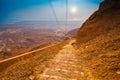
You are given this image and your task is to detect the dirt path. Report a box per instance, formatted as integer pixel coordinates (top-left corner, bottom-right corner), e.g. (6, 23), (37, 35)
(38, 39), (86, 80)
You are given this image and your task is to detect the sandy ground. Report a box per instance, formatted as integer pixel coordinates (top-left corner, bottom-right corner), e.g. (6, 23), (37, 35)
(38, 39), (85, 80)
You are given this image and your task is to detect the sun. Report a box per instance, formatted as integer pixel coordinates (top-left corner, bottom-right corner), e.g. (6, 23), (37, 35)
(71, 6), (77, 13)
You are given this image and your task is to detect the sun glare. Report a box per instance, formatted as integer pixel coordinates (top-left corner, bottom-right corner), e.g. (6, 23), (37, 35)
(71, 6), (77, 13)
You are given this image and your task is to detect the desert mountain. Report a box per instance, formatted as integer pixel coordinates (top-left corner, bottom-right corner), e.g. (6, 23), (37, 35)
(0, 0), (120, 80)
(74, 0), (120, 79)
(76, 0), (120, 44)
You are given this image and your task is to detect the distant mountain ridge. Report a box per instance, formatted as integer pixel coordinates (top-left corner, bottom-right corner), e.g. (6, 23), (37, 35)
(65, 28), (79, 37)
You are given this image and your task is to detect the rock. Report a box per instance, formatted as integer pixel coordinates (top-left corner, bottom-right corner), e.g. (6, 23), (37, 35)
(85, 46), (88, 48)
(76, 0), (120, 44)
(116, 71), (120, 74)
(99, 0), (120, 11)
(29, 75), (35, 80)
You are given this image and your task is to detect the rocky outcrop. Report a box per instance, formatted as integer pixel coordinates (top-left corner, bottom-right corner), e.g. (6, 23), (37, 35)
(76, 0), (120, 44)
(99, 0), (120, 11)
(76, 1), (120, 79)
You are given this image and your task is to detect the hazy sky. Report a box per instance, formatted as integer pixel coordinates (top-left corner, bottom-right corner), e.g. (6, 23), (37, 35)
(0, 0), (103, 24)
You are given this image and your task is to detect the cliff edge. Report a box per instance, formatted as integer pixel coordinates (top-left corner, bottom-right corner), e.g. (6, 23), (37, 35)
(76, 0), (120, 44)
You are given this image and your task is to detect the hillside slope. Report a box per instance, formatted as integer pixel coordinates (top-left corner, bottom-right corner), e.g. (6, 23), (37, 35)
(0, 0), (120, 80)
(76, 0), (120, 44)
(75, 0), (120, 80)
(0, 39), (70, 80)
(76, 27), (120, 80)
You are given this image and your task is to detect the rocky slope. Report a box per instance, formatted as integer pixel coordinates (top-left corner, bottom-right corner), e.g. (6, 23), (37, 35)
(99, 0), (120, 11)
(0, 0), (120, 80)
(0, 39), (70, 80)
(75, 0), (120, 80)
(76, 0), (120, 44)
(76, 27), (120, 80)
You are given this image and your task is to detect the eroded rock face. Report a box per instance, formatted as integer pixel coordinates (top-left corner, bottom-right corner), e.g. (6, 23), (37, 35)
(76, 0), (120, 44)
(99, 0), (120, 10)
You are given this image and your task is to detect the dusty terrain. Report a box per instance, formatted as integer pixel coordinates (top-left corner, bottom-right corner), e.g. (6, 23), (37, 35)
(38, 40), (86, 80)
(76, 27), (120, 80)
(77, 0), (120, 44)
(0, 21), (80, 60)
(0, 28), (119, 80)
(0, 39), (70, 80)
(0, 0), (119, 80)
(0, 26), (69, 60)
(75, 0), (120, 79)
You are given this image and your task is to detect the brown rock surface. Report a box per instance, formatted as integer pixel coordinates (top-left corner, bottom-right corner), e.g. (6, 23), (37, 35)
(76, 0), (120, 44)
(99, 0), (120, 11)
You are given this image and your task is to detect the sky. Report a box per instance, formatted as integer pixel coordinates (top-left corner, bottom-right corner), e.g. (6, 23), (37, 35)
(0, 0), (103, 24)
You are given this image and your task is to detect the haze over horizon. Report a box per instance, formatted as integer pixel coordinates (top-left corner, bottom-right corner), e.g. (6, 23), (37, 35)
(0, 0), (103, 24)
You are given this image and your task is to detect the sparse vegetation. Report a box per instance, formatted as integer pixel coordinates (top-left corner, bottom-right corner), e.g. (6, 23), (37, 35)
(0, 0), (120, 80)
(0, 39), (70, 80)
(75, 23), (120, 80)
(75, 0), (120, 79)
(0, 26), (66, 60)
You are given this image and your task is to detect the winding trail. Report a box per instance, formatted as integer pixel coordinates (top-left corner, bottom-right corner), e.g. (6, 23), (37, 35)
(38, 39), (86, 80)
